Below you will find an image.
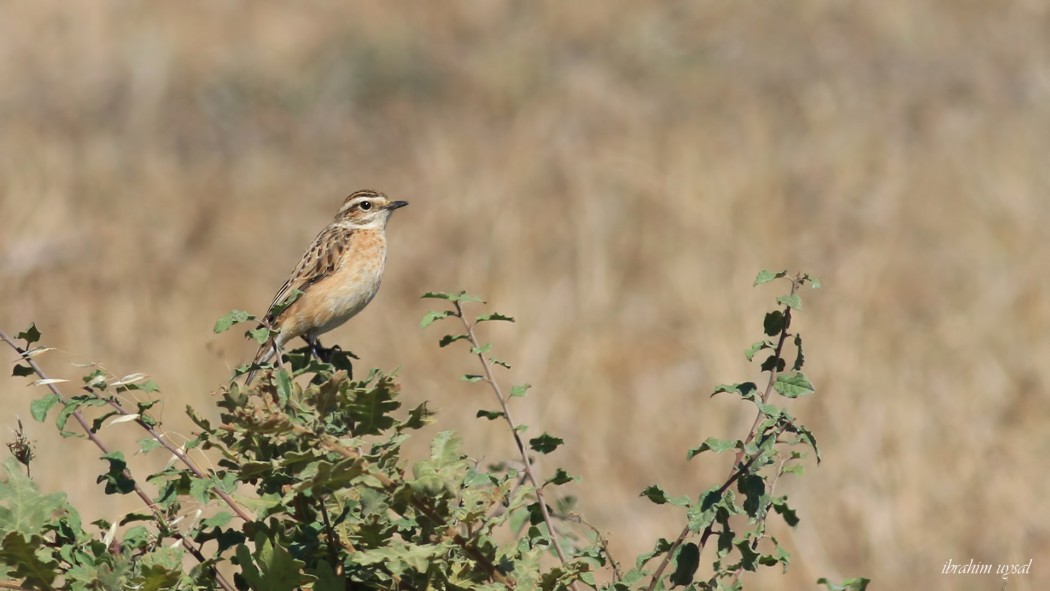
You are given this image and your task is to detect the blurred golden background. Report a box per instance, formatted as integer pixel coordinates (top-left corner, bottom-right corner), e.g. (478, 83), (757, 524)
(2, 2), (1048, 588)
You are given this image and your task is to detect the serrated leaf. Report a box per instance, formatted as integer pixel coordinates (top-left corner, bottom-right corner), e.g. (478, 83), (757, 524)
(30, 392), (61, 422)
(544, 468), (577, 487)
(528, 433), (563, 454)
(97, 452), (135, 495)
(237, 532), (312, 591)
(711, 382), (758, 399)
(420, 310), (452, 329)
(745, 340), (771, 362)
(772, 497), (799, 526)
(509, 383), (531, 397)
(0, 532), (58, 587)
(777, 294), (802, 310)
(15, 324), (41, 346)
(687, 437), (739, 460)
(640, 485), (690, 507)
(773, 372), (815, 398)
(249, 327), (271, 345)
(213, 310), (253, 334)
(11, 364), (34, 378)
(763, 310), (786, 337)
(476, 312), (514, 323)
(754, 269), (787, 286)
(669, 542), (700, 587)
(139, 437), (163, 454)
(438, 334), (468, 347)
(475, 410), (504, 421)
(0, 458), (70, 534)
(792, 334), (805, 370)
(420, 291), (454, 300)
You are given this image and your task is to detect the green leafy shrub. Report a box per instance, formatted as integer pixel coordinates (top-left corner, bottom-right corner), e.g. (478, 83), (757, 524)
(0, 271), (867, 591)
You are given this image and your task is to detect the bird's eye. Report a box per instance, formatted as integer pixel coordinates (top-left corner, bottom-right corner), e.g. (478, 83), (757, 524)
(359, 201), (372, 211)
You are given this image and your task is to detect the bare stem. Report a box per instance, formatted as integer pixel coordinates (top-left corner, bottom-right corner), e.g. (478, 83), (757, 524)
(0, 330), (236, 591)
(453, 302), (578, 589)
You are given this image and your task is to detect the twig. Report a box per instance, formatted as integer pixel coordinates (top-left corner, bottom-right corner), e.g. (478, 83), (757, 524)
(453, 301), (579, 591)
(645, 275), (801, 591)
(0, 330), (237, 591)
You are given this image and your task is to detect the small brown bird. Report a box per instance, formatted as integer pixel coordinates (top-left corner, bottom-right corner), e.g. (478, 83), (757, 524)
(245, 190), (408, 384)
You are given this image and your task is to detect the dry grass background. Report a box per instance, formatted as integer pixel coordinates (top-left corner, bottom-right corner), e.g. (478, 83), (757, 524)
(2, 2), (1049, 588)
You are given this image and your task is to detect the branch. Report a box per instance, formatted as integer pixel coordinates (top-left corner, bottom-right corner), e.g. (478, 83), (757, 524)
(453, 302), (579, 590)
(0, 330), (236, 591)
(645, 276), (801, 591)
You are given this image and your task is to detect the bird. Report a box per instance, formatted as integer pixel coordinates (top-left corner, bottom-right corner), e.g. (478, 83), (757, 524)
(245, 189), (408, 384)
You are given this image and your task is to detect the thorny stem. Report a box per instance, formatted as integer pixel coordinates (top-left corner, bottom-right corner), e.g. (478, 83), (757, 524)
(0, 330), (237, 591)
(453, 301), (579, 590)
(645, 274), (803, 591)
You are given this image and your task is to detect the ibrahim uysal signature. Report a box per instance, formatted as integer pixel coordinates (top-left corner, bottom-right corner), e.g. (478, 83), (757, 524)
(941, 558), (1033, 580)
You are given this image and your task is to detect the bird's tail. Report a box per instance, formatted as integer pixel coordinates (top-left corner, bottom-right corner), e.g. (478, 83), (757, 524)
(244, 338), (277, 385)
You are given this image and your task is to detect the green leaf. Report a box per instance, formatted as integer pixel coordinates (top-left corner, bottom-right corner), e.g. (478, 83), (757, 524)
(687, 437), (739, 460)
(461, 374), (484, 383)
(640, 485), (690, 507)
(745, 340), (772, 362)
(544, 468), (577, 487)
(15, 324), (41, 346)
(249, 327), (271, 345)
(528, 433), (564, 454)
(237, 532), (313, 591)
(763, 310), (786, 337)
(97, 451), (135, 495)
(268, 289), (303, 318)
(738, 473), (766, 518)
(772, 497), (799, 526)
(200, 510), (234, 529)
(438, 334), (468, 347)
(754, 269), (787, 286)
(213, 310), (253, 334)
(11, 364), (34, 378)
(760, 354), (786, 373)
(792, 334), (805, 370)
(421, 290), (483, 303)
(471, 344), (492, 354)
(30, 392), (61, 422)
(476, 410), (504, 421)
(773, 372), (815, 398)
(139, 437), (163, 454)
(817, 577), (871, 591)
(509, 383), (531, 397)
(777, 294), (802, 310)
(476, 312), (514, 323)
(0, 532), (58, 587)
(711, 382), (758, 400)
(420, 310), (452, 329)
(669, 542), (700, 587)
(0, 458), (71, 535)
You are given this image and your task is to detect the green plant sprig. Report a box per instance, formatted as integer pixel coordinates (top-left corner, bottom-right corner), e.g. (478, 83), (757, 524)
(423, 291), (581, 591)
(0, 329), (237, 591)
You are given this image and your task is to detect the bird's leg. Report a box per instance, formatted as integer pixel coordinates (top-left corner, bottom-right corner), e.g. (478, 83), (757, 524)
(304, 335), (328, 361)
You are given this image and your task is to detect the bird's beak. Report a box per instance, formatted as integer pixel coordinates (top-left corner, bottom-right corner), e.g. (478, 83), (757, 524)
(386, 200), (409, 210)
